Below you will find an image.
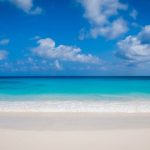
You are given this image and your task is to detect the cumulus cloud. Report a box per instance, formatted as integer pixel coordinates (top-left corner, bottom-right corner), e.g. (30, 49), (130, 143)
(78, 0), (128, 39)
(90, 18), (128, 39)
(0, 0), (42, 14)
(32, 38), (100, 64)
(116, 25), (150, 63)
(0, 39), (10, 45)
(0, 50), (7, 60)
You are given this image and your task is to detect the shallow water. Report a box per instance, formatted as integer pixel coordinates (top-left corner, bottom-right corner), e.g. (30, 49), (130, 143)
(0, 77), (150, 112)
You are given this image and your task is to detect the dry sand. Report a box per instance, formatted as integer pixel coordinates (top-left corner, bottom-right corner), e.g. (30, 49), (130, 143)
(0, 112), (150, 150)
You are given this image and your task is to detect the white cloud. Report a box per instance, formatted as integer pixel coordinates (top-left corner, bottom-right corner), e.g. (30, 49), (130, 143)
(32, 38), (100, 64)
(78, 0), (128, 39)
(138, 25), (150, 44)
(0, 39), (10, 45)
(0, 50), (8, 60)
(90, 18), (128, 39)
(32, 35), (41, 40)
(130, 9), (138, 20)
(116, 25), (150, 63)
(0, 0), (42, 14)
(54, 60), (63, 70)
(28, 6), (42, 15)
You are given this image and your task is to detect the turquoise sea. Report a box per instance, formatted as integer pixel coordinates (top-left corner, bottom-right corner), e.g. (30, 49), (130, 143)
(0, 77), (150, 112)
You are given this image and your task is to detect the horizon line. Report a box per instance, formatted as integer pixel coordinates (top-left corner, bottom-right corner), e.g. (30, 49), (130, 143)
(0, 76), (150, 78)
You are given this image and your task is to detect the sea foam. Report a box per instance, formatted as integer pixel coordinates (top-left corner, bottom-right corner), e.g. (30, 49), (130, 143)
(0, 94), (150, 113)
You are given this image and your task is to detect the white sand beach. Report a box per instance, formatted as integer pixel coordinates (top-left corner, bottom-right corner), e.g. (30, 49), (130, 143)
(0, 112), (150, 150)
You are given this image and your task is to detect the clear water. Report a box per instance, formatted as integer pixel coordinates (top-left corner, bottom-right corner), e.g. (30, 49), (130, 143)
(0, 77), (150, 112)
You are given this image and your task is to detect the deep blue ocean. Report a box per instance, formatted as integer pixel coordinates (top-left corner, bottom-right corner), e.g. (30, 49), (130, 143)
(0, 77), (150, 112)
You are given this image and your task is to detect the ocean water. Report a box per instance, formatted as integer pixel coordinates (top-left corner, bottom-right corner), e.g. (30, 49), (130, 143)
(0, 77), (150, 113)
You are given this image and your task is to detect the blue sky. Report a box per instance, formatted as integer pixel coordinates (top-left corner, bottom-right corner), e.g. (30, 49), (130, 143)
(0, 0), (150, 76)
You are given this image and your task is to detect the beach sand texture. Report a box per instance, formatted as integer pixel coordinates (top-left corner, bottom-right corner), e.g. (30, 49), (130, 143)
(0, 113), (150, 150)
